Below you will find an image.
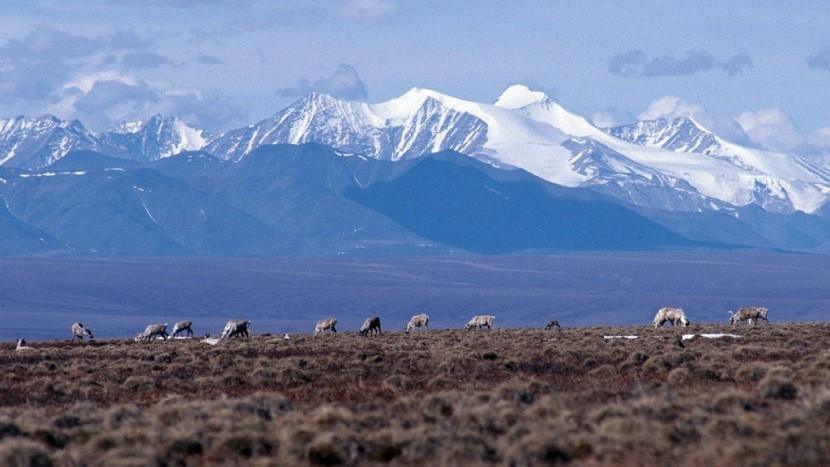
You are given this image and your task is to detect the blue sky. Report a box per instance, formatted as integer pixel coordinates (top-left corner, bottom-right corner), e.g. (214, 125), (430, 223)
(2, 0), (829, 152)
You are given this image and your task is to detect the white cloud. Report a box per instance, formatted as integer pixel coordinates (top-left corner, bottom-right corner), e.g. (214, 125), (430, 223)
(0, 28), (151, 105)
(277, 64), (368, 100)
(591, 112), (619, 128)
(635, 96), (760, 146)
(735, 108), (803, 152)
(0, 27), (242, 132)
(61, 71), (138, 95)
(608, 50), (752, 77)
(638, 96), (705, 121)
(50, 73), (241, 132)
(590, 108), (636, 128)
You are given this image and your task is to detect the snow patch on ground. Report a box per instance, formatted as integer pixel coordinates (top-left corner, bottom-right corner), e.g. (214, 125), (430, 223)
(682, 333), (742, 340)
(19, 171), (86, 178)
(141, 200), (159, 225)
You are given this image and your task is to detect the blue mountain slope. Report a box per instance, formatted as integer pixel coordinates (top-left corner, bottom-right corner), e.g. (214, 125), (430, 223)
(0, 167), (279, 255)
(344, 155), (696, 253)
(2, 142), (828, 256)
(189, 144), (442, 255)
(0, 200), (67, 255)
(46, 150), (140, 171)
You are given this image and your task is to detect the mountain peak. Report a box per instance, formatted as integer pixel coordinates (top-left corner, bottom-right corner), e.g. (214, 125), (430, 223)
(0, 114), (97, 168)
(370, 87), (470, 125)
(607, 115), (721, 156)
(113, 114), (177, 134)
(114, 119), (145, 134)
(494, 84), (548, 109)
(146, 113), (167, 123)
(400, 86), (439, 98)
(301, 91), (345, 105)
(102, 115), (207, 161)
(671, 115), (711, 134)
(392, 87), (459, 107)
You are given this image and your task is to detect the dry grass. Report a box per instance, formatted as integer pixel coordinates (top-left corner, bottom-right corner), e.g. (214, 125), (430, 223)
(0, 323), (829, 466)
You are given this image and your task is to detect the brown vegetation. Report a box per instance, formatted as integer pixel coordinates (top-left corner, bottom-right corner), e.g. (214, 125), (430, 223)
(0, 324), (829, 465)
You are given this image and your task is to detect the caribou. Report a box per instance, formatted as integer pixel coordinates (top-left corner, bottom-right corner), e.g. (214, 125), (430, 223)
(359, 316), (382, 337)
(730, 307), (769, 326)
(135, 323), (169, 342)
(314, 318), (338, 337)
(71, 322), (94, 342)
(405, 314), (429, 333)
(544, 320), (561, 332)
(465, 315), (495, 331)
(653, 307), (690, 328)
(221, 320), (251, 339)
(170, 320), (194, 339)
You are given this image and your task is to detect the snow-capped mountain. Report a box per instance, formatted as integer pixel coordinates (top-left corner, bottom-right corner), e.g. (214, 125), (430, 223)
(607, 117), (721, 155)
(4, 85), (830, 214)
(562, 137), (732, 212)
(207, 85), (830, 214)
(205, 91), (489, 163)
(0, 115), (100, 169)
(601, 115), (830, 212)
(100, 115), (208, 161)
(0, 115), (207, 167)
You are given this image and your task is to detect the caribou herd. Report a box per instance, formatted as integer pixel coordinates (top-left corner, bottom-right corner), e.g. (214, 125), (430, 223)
(11, 306), (773, 349)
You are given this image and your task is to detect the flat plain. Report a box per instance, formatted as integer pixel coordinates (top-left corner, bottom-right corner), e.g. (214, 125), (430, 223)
(2, 251), (830, 341)
(0, 323), (828, 466)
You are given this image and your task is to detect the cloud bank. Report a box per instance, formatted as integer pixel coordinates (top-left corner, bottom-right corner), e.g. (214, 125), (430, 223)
(277, 64), (369, 100)
(609, 50), (753, 77)
(0, 27), (240, 131)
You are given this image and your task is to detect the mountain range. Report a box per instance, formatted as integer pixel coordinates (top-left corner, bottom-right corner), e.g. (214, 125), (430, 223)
(1, 85), (830, 256)
(0, 114), (207, 169)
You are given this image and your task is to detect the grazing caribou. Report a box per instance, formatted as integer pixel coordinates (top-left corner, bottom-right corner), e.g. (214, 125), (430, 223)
(314, 318), (338, 337)
(653, 307), (690, 328)
(465, 315), (495, 331)
(730, 307), (769, 326)
(405, 314), (429, 333)
(544, 320), (561, 332)
(170, 320), (194, 338)
(221, 320), (251, 339)
(71, 322), (94, 342)
(135, 323), (169, 342)
(359, 316), (382, 337)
